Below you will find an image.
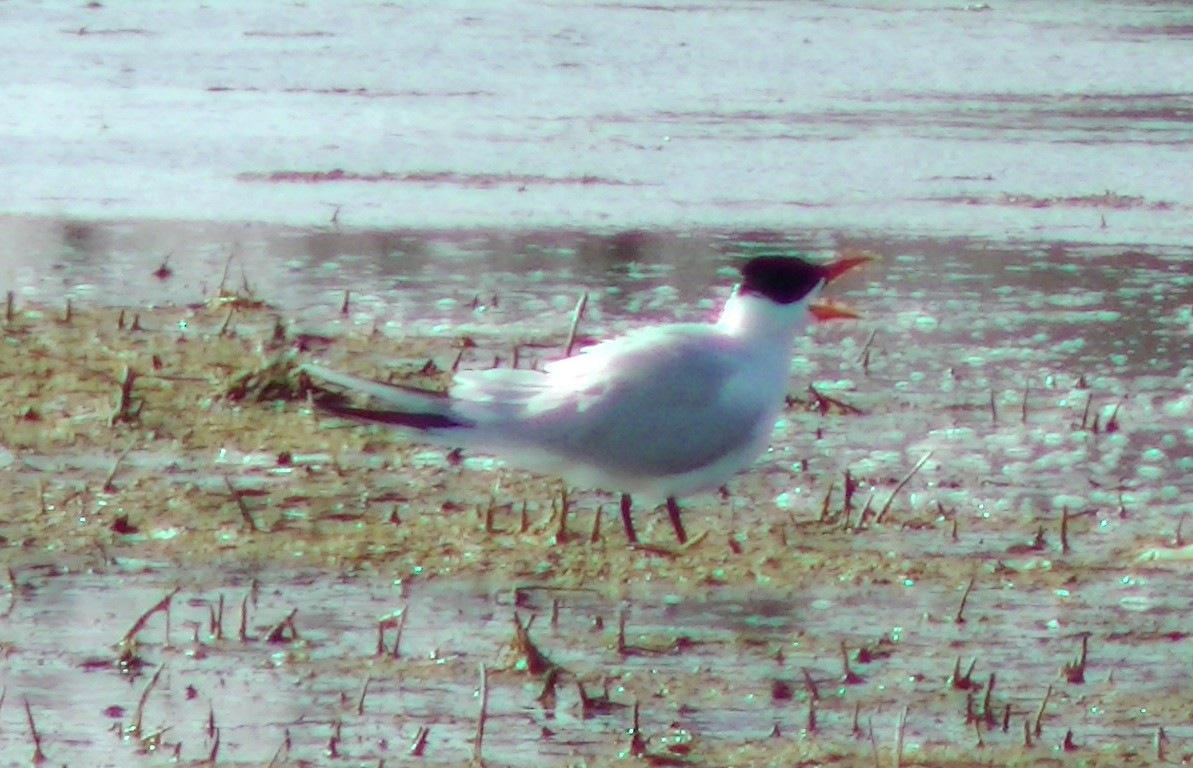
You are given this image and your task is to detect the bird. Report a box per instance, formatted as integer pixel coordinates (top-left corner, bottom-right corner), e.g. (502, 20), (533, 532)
(304, 253), (868, 545)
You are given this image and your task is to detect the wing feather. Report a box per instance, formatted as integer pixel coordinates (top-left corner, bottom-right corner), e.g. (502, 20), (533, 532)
(516, 326), (770, 476)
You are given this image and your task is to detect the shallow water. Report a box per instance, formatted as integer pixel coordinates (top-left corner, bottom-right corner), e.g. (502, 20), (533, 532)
(0, 0), (1189, 238)
(4, 563), (1193, 766)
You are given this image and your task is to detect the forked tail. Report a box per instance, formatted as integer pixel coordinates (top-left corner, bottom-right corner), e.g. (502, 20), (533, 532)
(303, 364), (473, 431)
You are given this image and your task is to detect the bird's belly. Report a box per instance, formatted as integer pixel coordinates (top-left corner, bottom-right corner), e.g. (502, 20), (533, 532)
(548, 408), (777, 499)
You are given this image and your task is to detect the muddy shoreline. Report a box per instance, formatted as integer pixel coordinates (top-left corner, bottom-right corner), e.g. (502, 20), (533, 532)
(2, 234), (1190, 765)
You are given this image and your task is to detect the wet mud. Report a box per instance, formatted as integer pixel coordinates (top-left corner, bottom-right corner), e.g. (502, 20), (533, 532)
(1, 231), (1190, 766)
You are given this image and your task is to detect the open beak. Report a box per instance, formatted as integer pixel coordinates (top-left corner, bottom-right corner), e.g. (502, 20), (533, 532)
(809, 301), (861, 321)
(810, 250), (874, 321)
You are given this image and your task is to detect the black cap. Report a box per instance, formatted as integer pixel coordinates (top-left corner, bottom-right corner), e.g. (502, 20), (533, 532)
(738, 256), (827, 305)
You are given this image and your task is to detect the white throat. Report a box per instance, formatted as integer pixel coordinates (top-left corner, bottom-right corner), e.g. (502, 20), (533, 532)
(715, 285), (821, 349)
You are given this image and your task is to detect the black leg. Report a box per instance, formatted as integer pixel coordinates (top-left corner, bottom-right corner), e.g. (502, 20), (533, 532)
(665, 497), (687, 544)
(619, 493), (638, 544)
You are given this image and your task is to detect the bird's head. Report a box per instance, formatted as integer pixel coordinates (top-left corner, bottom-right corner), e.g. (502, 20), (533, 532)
(719, 251), (871, 339)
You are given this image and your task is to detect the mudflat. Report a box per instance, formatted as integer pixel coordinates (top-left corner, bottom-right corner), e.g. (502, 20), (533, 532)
(1, 229), (1190, 766)
(1, 0), (1190, 764)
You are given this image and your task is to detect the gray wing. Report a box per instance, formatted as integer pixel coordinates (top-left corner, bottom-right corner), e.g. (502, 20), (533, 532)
(520, 327), (769, 477)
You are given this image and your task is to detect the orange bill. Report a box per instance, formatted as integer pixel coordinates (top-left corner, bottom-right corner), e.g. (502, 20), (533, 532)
(809, 301), (861, 321)
(811, 250), (873, 320)
(820, 250), (875, 284)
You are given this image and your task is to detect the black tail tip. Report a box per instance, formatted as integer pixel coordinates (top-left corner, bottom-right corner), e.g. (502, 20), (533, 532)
(312, 393), (469, 430)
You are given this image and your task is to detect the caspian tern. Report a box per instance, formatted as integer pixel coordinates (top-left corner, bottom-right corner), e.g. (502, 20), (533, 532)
(305, 253), (867, 545)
